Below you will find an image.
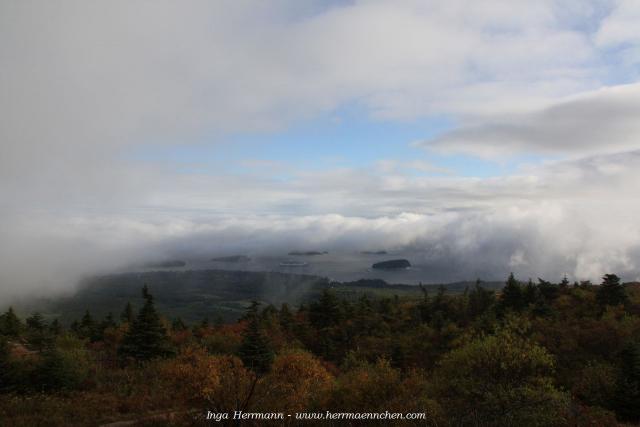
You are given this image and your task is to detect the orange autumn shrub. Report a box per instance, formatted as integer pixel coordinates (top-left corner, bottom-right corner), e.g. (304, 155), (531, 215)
(257, 350), (334, 412)
(160, 346), (256, 412)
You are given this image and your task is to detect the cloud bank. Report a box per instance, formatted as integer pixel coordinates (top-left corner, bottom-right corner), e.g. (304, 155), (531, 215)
(423, 84), (640, 158)
(2, 0), (640, 301)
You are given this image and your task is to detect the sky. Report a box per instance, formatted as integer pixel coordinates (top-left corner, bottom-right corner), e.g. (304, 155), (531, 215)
(2, 0), (640, 299)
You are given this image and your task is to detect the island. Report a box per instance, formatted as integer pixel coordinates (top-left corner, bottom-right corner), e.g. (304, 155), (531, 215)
(211, 255), (251, 263)
(279, 261), (309, 267)
(288, 251), (328, 256)
(371, 259), (411, 270)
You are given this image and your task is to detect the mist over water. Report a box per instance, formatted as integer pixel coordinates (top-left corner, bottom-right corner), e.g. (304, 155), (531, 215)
(128, 251), (459, 285)
(3, 1), (640, 303)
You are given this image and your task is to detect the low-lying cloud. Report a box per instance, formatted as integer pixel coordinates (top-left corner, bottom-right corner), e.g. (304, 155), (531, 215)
(3, 150), (640, 301)
(2, 1), (640, 302)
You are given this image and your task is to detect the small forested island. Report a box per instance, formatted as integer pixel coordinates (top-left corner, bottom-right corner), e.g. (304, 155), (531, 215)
(287, 250), (328, 256)
(361, 250), (388, 255)
(210, 255), (251, 263)
(279, 260), (309, 267)
(372, 259), (411, 269)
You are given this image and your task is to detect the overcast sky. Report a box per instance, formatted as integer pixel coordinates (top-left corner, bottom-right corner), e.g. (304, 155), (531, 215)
(2, 0), (640, 299)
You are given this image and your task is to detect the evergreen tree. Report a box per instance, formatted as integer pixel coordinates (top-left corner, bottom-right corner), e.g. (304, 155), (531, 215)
(532, 292), (552, 317)
(37, 348), (86, 391)
(49, 319), (62, 336)
(356, 294), (373, 315)
(378, 297), (396, 323)
(118, 286), (172, 362)
(0, 337), (11, 392)
(102, 312), (117, 329)
(430, 285), (451, 329)
(96, 312), (117, 341)
(468, 280), (495, 319)
(613, 342), (640, 421)
(0, 307), (22, 338)
(171, 317), (187, 331)
(579, 280), (593, 288)
(500, 273), (524, 312)
(417, 283), (432, 322)
(537, 278), (559, 301)
(523, 279), (538, 306)
(26, 312), (46, 332)
(597, 274), (628, 309)
(120, 302), (134, 324)
(261, 304), (278, 321)
(237, 301), (273, 374)
(69, 320), (80, 335)
(26, 312), (50, 350)
(279, 303), (294, 332)
(78, 310), (96, 341)
(309, 289), (342, 329)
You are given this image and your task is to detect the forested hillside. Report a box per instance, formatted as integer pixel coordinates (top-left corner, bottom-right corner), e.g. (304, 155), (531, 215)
(2, 274), (640, 425)
(11, 269), (499, 324)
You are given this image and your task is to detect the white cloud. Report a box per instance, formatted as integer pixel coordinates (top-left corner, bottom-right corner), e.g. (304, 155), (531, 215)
(421, 83), (640, 157)
(0, 0), (617, 208)
(595, 0), (640, 47)
(3, 149), (640, 300)
(2, 1), (640, 300)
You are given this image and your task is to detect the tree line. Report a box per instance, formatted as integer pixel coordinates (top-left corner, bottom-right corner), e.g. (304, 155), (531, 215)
(1, 274), (640, 426)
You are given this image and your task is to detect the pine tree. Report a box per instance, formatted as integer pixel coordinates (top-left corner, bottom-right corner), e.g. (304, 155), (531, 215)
(0, 307), (22, 338)
(26, 312), (50, 350)
(613, 342), (640, 421)
(537, 278), (559, 301)
(417, 283), (432, 322)
(36, 346), (88, 392)
(579, 280), (593, 288)
(532, 292), (552, 317)
(430, 285), (450, 329)
(118, 285), (172, 362)
(468, 280), (495, 319)
(309, 289), (342, 329)
(261, 304), (278, 321)
(523, 279), (537, 306)
(49, 319), (62, 335)
(26, 312), (46, 332)
(96, 312), (117, 341)
(237, 301), (273, 374)
(596, 274), (628, 309)
(500, 273), (524, 312)
(120, 302), (134, 324)
(279, 303), (294, 332)
(102, 312), (117, 329)
(171, 317), (187, 331)
(78, 310), (96, 341)
(0, 337), (11, 392)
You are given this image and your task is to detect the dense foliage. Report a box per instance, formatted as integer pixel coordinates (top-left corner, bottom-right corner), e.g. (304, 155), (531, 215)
(1, 273), (640, 426)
